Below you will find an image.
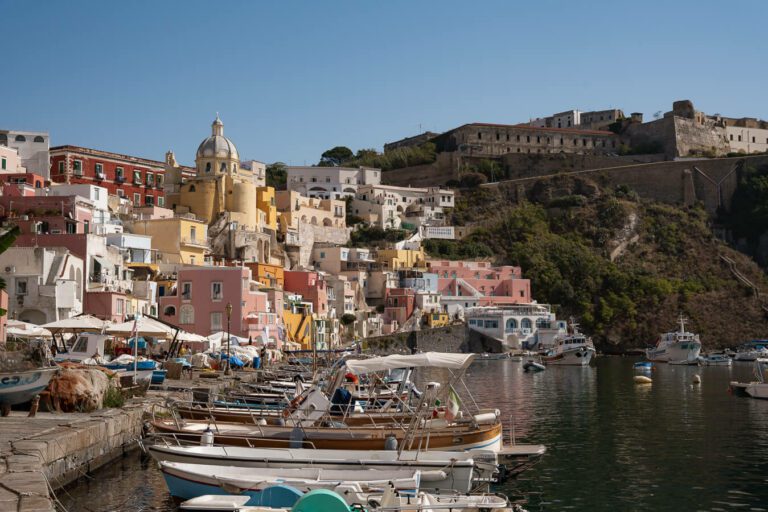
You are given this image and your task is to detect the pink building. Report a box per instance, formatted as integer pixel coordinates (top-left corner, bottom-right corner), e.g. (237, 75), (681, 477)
(284, 270), (329, 318)
(84, 291), (128, 323)
(383, 288), (416, 328)
(0, 172), (46, 197)
(0, 290), (8, 343)
(158, 266), (282, 345)
(427, 260), (531, 314)
(0, 194), (94, 236)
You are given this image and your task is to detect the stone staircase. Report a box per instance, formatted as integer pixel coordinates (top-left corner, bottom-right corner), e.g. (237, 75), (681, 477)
(720, 254), (768, 315)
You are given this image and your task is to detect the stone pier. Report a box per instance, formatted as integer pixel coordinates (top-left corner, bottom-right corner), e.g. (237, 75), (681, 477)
(0, 400), (152, 511)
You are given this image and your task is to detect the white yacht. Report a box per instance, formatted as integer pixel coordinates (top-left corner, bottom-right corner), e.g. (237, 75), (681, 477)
(733, 343), (768, 362)
(542, 325), (596, 366)
(745, 359), (768, 400)
(646, 315), (701, 363)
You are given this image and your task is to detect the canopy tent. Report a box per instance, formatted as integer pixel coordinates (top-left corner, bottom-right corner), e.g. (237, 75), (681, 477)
(6, 320), (52, 339)
(106, 317), (173, 338)
(41, 314), (110, 334)
(345, 352), (475, 374)
(208, 331), (251, 347)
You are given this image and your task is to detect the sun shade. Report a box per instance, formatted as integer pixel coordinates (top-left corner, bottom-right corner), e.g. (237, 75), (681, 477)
(345, 352), (475, 374)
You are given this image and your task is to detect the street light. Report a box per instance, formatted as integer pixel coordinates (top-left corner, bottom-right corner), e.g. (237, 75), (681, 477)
(224, 302), (233, 376)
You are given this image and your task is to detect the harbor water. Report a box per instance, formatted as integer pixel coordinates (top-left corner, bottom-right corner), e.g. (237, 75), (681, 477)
(59, 357), (768, 511)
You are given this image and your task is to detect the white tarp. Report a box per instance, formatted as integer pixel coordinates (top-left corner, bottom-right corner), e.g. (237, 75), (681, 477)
(345, 352), (475, 374)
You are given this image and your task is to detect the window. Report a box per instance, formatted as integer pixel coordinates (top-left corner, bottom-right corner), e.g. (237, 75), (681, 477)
(730, 134), (734, 141)
(115, 167), (124, 180)
(58, 161), (64, 173)
(116, 299), (124, 315)
(738, 135), (742, 142)
(66, 222), (76, 234)
(205, 162), (211, 173)
(146, 173), (154, 186)
(158, 196), (165, 207)
(526, 136), (530, 143)
(477, 132), (482, 140)
(34, 136), (45, 143)
(180, 305), (194, 324)
(133, 193), (141, 206)
(116, 189), (124, 197)
(210, 311), (223, 331)
(163, 306), (176, 317)
(753, 137), (756, 143)
(15, 279), (27, 295)
(181, 282), (192, 300)
(190, 226), (197, 241)
(133, 170), (142, 184)
(211, 282), (223, 300)
(95, 163), (104, 176)
(83, 220), (89, 234)
(14, 135), (25, 142)
(145, 195), (154, 205)
(156, 174), (164, 187)
(73, 160), (83, 175)
(1, 158), (5, 170)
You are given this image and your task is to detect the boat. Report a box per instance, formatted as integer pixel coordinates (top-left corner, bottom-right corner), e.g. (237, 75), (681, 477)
(698, 354), (731, 366)
(522, 360), (545, 372)
(744, 359), (768, 399)
(159, 461), (423, 501)
(633, 361), (653, 370)
(646, 315), (701, 363)
(541, 326), (595, 366)
(146, 444), (487, 492)
(0, 367), (59, 415)
(733, 343), (768, 362)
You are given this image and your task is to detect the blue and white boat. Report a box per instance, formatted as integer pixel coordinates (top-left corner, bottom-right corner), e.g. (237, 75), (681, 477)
(699, 354), (732, 366)
(0, 367), (58, 413)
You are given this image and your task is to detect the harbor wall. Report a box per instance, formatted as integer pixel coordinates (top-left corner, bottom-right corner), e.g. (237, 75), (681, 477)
(0, 400), (152, 511)
(364, 324), (502, 354)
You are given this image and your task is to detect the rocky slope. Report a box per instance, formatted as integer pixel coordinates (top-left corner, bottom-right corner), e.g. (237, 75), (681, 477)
(432, 177), (768, 351)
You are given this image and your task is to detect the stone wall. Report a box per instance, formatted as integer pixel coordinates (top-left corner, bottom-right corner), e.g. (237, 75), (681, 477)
(363, 324), (502, 354)
(289, 223), (350, 269)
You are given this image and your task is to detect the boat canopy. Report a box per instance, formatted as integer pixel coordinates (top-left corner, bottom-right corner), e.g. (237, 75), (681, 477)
(345, 352), (475, 374)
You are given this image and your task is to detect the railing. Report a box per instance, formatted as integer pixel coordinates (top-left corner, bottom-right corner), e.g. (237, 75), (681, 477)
(180, 236), (208, 247)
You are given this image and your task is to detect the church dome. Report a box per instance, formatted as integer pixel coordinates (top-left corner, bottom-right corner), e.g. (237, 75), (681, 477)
(196, 115), (239, 161)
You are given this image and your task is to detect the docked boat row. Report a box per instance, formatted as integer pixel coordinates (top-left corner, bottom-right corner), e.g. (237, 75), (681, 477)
(141, 351), (545, 509)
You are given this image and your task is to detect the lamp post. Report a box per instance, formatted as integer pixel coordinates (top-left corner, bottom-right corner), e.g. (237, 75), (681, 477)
(225, 302), (233, 376)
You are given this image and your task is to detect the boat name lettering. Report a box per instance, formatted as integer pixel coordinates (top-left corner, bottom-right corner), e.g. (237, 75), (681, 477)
(0, 373), (42, 388)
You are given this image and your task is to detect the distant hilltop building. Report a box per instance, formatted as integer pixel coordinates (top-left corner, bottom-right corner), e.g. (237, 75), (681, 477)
(0, 129), (50, 178)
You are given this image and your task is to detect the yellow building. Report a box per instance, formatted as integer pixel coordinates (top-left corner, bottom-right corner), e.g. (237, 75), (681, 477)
(126, 217), (209, 265)
(245, 262), (285, 288)
(275, 190), (346, 233)
(424, 311), (450, 328)
(376, 248), (427, 270)
(256, 186), (278, 232)
(282, 302), (313, 349)
(164, 116), (259, 231)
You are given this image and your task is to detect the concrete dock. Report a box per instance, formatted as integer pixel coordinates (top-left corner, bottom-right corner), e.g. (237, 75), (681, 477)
(0, 401), (152, 511)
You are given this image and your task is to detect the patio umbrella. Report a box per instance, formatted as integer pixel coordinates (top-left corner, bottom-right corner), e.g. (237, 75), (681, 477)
(6, 320), (52, 338)
(106, 317), (173, 338)
(41, 314), (110, 334)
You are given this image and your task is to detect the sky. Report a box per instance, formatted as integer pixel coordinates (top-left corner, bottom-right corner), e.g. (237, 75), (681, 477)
(3, 0), (767, 167)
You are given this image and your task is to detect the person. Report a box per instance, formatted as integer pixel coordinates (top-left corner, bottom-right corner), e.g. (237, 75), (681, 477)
(179, 345), (188, 356)
(50, 341), (57, 357)
(260, 347), (267, 367)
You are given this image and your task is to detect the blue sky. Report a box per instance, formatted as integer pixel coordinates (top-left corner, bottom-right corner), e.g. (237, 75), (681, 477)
(3, 0), (766, 166)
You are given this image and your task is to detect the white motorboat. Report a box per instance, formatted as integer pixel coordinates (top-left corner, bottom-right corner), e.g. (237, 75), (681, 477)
(146, 444), (487, 492)
(745, 359), (768, 400)
(646, 315), (701, 363)
(698, 354), (731, 366)
(0, 367), (59, 415)
(541, 327), (595, 366)
(159, 461), (423, 500)
(733, 344), (768, 362)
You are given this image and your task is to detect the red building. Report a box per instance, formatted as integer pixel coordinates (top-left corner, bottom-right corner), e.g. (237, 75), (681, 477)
(49, 146), (194, 208)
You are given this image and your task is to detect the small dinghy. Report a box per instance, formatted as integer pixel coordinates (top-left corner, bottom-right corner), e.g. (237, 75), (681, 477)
(634, 375), (652, 385)
(523, 360), (545, 372)
(633, 362), (653, 370)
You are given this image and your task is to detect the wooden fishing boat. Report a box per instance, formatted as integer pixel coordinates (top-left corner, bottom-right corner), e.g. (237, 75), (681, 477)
(0, 367), (59, 414)
(150, 417), (503, 452)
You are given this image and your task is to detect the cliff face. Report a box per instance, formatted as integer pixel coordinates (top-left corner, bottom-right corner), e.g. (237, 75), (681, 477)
(439, 178), (768, 350)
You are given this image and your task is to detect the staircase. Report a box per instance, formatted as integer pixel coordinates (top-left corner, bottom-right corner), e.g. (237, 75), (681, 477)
(720, 254), (768, 315)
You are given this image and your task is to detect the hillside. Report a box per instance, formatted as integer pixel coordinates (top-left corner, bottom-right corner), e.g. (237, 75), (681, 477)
(425, 177), (768, 351)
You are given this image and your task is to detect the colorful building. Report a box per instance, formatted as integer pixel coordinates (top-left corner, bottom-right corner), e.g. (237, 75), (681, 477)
(255, 186), (278, 232)
(283, 270), (329, 318)
(244, 262), (284, 289)
(376, 248), (427, 270)
(126, 216), (209, 266)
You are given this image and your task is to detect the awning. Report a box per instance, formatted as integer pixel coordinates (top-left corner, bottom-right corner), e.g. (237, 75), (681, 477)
(345, 352), (475, 374)
(41, 314), (111, 334)
(93, 255), (111, 270)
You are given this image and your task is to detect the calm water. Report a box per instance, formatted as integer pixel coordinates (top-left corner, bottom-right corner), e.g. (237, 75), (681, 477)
(60, 357), (768, 511)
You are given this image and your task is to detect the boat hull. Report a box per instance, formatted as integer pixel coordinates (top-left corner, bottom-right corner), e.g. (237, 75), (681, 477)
(150, 420), (503, 452)
(646, 342), (701, 363)
(745, 383), (768, 399)
(542, 347), (595, 366)
(0, 368), (58, 406)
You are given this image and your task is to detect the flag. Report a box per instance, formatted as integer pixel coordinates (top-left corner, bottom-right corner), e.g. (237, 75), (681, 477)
(445, 385), (462, 422)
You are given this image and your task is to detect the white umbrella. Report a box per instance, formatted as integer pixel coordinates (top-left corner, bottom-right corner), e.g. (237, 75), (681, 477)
(6, 319), (52, 338)
(175, 330), (209, 343)
(106, 317), (173, 338)
(41, 314), (110, 334)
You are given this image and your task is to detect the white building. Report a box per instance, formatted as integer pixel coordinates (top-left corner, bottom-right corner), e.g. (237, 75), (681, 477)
(106, 233), (153, 264)
(241, 160), (266, 186)
(287, 166), (381, 200)
(465, 304), (566, 350)
(351, 184), (454, 229)
(0, 247), (84, 324)
(0, 129), (50, 178)
(725, 125), (768, 154)
(46, 183), (120, 234)
(0, 145), (26, 174)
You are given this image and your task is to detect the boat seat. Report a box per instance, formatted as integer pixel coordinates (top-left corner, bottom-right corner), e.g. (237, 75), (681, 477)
(293, 489), (351, 512)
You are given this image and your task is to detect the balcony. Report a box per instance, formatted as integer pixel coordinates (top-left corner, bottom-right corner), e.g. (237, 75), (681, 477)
(95, 172), (105, 181)
(115, 175), (125, 183)
(180, 236), (208, 248)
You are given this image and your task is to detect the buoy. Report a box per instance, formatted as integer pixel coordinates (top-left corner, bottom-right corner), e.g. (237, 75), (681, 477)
(634, 375), (652, 384)
(201, 427), (214, 446)
(692, 374), (701, 384)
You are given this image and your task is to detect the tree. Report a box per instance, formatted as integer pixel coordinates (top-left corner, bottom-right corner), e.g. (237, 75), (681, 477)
(340, 313), (357, 326)
(319, 146), (354, 167)
(265, 162), (287, 190)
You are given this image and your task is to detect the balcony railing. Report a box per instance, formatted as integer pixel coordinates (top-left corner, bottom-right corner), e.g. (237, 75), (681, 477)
(180, 236), (208, 248)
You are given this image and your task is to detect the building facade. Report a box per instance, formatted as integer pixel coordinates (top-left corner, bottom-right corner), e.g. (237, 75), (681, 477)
(286, 166), (381, 200)
(0, 129), (50, 178)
